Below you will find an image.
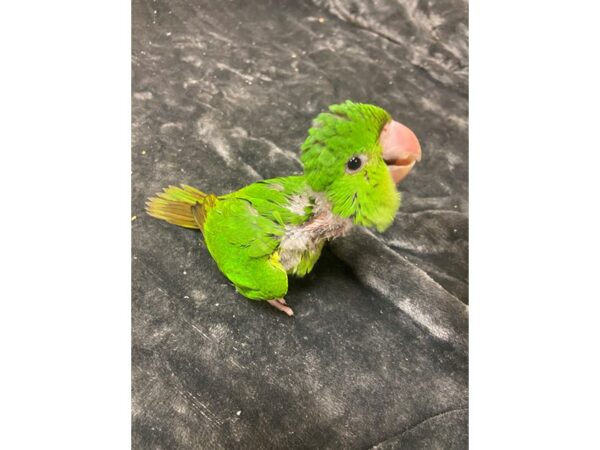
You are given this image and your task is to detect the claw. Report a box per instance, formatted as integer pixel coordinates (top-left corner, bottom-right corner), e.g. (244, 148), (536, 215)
(267, 299), (294, 316)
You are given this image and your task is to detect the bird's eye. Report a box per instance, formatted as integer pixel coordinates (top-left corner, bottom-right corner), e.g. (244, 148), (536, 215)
(346, 156), (363, 173)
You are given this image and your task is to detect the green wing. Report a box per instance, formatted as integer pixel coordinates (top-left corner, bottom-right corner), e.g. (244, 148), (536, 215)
(224, 176), (312, 226)
(202, 176), (313, 301)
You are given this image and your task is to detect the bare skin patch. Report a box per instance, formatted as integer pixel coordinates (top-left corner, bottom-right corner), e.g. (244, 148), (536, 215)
(279, 193), (352, 271)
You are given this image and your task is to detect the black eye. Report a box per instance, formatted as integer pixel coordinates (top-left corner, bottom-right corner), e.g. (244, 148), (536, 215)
(346, 156), (362, 172)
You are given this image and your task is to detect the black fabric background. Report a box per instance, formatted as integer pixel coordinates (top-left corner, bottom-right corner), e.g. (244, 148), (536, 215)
(132, 1), (468, 448)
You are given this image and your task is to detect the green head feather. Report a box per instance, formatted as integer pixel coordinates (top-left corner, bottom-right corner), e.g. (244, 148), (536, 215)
(301, 101), (401, 232)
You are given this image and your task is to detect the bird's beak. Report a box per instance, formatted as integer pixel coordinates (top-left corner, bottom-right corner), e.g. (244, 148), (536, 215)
(379, 120), (422, 184)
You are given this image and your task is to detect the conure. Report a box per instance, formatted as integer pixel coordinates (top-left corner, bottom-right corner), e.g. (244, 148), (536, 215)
(146, 101), (422, 316)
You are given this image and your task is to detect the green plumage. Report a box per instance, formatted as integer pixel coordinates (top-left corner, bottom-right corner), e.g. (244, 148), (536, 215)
(146, 101), (403, 305)
(301, 102), (399, 231)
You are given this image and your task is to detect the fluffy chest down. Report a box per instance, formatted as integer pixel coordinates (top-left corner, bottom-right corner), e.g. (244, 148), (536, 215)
(278, 196), (352, 275)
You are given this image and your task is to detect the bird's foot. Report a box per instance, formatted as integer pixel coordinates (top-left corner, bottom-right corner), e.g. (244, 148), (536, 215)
(267, 299), (294, 317)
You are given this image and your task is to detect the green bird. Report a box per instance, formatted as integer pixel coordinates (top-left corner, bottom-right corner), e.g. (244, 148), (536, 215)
(146, 101), (422, 316)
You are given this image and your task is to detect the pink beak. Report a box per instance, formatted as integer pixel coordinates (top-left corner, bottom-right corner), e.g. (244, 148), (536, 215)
(379, 120), (422, 184)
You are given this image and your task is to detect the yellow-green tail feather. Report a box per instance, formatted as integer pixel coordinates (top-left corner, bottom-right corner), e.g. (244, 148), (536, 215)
(146, 185), (211, 230)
